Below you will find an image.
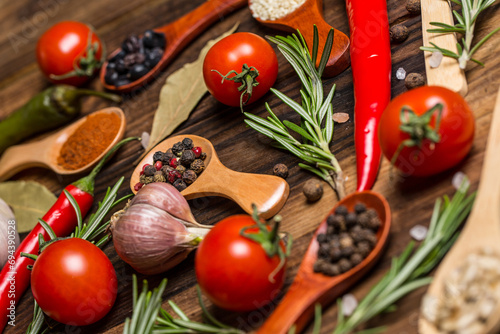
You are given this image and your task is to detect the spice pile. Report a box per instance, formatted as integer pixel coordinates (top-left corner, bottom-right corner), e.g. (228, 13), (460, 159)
(422, 248), (500, 333)
(104, 30), (166, 86)
(314, 203), (381, 276)
(135, 137), (206, 192)
(249, 0), (305, 21)
(57, 112), (121, 170)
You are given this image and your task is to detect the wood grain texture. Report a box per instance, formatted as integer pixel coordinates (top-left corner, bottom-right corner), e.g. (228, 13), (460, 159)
(0, 0), (499, 333)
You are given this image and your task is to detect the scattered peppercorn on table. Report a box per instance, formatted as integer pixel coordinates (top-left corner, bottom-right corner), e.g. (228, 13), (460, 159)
(0, 0), (499, 333)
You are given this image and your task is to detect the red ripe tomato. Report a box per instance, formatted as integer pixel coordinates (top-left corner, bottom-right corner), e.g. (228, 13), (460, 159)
(203, 32), (278, 108)
(195, 215), (285, 311)
(31, 238), (117, 326)
(36, 21), (103, 86)
(378, 86), (475, 176)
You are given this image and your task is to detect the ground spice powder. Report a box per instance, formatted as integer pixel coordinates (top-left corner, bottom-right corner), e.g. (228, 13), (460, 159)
(57, 112), (120, 170)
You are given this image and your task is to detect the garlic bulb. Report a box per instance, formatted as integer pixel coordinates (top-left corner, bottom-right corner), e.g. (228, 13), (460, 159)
(110, 183), (210, 275)
(0, 198), (19, 268)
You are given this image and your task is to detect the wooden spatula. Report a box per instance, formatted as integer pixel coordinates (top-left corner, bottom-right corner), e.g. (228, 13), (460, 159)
(421, 0), (468, 95)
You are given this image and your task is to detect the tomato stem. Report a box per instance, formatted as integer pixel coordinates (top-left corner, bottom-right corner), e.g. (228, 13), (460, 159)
(212, 63), (260, 112)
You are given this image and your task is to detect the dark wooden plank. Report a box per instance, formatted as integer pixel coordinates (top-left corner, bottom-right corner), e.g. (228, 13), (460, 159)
(0, 0), (499, 333)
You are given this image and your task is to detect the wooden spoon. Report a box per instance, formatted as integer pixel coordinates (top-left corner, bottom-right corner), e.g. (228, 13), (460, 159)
(418, 87), (500, 333)
(100, 0), (247, 93)
(257, 190), (391, 334)
(130, 135), (289, 219)
(0, 107), (126, 181)
(248, 0), (350, 77)
(421, 0), (468, 95)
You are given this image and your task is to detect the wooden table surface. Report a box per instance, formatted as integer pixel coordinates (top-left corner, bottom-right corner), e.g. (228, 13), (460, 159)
(1, 0), (499, 333)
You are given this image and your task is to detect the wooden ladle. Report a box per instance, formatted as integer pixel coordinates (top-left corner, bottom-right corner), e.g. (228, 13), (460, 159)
(100, 0), (247, 93)
(418, 87), (500, 333)
(248, 0), (350, 77)
(130, 135), (289, 219)
(257, 190), (391, 334)
(0, 107), (126, 181)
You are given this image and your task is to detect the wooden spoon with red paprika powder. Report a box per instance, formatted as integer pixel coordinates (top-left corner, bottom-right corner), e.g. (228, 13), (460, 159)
(0, 107), (126, 181)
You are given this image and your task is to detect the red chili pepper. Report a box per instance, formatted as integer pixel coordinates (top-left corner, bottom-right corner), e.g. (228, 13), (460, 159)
(346, 0), (392, 191)
(0, 137), (137, 330)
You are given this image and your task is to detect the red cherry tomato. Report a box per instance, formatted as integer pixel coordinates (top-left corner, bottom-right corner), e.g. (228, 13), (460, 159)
(36, 21), (103, 86)
(203, 32), (278, 108)
(195, 215), (285, 311)
(378, 86), (475, 176)
(30, 238), (117, 326)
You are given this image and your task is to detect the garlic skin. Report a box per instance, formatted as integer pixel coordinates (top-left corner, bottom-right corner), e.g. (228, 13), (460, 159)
(110, 183), (209, 275)
(0, 198), (19, 268)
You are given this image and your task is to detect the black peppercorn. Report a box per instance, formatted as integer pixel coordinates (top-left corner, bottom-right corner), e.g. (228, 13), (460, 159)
(357, 241), (372, 257)
(328, 237), (340, 249)
(354, 203), (367, 214)
(176, 165), (186, 175)
(345, 212), (357, 228)
(180, 149), (196, 167)
(350, 253), (364, 267)
(335, 205), (349, 216)
(341, 246), (355, 258)
(329, 247), (342, 262)
(367, 217), (382, 231)
(162, 151), (174, 164)
(182, 138), (194, 150)
(406, 0), (421, 14)
(173, 179), (187, 192)
(303, 179), (323, 202)
(172, 142), (184, 155)
(405, 73), (425, 90)
(329, 214), (346, 231)
(313, 259), (329, 273)
(144, 165), (156, 177)
(390, 24), (409, 43)
(273, 164), (289, 179)
(319, 243), (330, 258)
(182, 170), (197, 185)
(357, 212), (370, 228)
(317, 233), (328, 244)
(161, 165), (174, 177)
(153, 151), (164, 163)
(338, 258), (352, 273)
(324, 263), (341, 276)
(190, 159), (205, 174)
(200, 152), (207, 160)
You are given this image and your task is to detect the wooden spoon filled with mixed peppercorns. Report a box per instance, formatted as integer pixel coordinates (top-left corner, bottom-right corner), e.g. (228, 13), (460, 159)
(130, 134), (289, 219)
(257, 190), (391, 334)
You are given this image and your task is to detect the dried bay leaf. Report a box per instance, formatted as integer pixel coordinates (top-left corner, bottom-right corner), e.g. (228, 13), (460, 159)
(143, 23), (239, 156)
(0, 181), (57, 233)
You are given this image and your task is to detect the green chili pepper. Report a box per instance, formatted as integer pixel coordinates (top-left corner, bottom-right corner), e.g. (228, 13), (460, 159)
(0, 85), (121, 154)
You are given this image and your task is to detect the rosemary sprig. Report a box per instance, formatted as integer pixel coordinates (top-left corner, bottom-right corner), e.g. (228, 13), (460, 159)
(124, 275), (244, 334)
(331, 179), (475, 334)
(244, 26), (345, 199)
(25, 176), (132, 334)
(420, 0), (500, 69)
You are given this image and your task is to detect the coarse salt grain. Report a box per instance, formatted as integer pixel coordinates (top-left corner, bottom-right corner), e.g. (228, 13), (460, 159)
(429, 51), (443, 68)
(249, 0), (306, 21)
(396, 67), (406, 80)
(341, 293), (358, 316)
(410, 224), (428, 241)
(452, 172), (469, 190)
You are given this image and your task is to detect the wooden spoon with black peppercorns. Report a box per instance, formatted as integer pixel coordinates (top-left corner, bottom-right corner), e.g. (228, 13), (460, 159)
(257, 191), (391, 334)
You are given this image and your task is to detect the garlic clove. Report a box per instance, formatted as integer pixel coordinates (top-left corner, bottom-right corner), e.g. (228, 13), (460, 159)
(131, 182), (208, 228)
(111, 203), (207, 275)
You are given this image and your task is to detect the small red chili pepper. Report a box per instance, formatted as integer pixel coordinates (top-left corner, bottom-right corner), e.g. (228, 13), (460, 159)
(346, 0), (392, 191)
(0, 137), (138, 330)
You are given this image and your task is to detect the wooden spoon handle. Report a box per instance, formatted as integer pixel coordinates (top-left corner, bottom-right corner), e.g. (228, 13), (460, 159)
(421, 0), (468, 95)
(183, 164), (289, 219)
(257, 279), (321, 334)
(157, 0), (247, 46)
(0, 142), (49, 181)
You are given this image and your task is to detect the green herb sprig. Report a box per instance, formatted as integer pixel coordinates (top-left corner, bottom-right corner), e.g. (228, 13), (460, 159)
(24, 176), (132, 334)
(420, 0), (500, 69)
(124, 275), (244, 334)
(330, 179), (475, 334)
(244, 27), (345, 199)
